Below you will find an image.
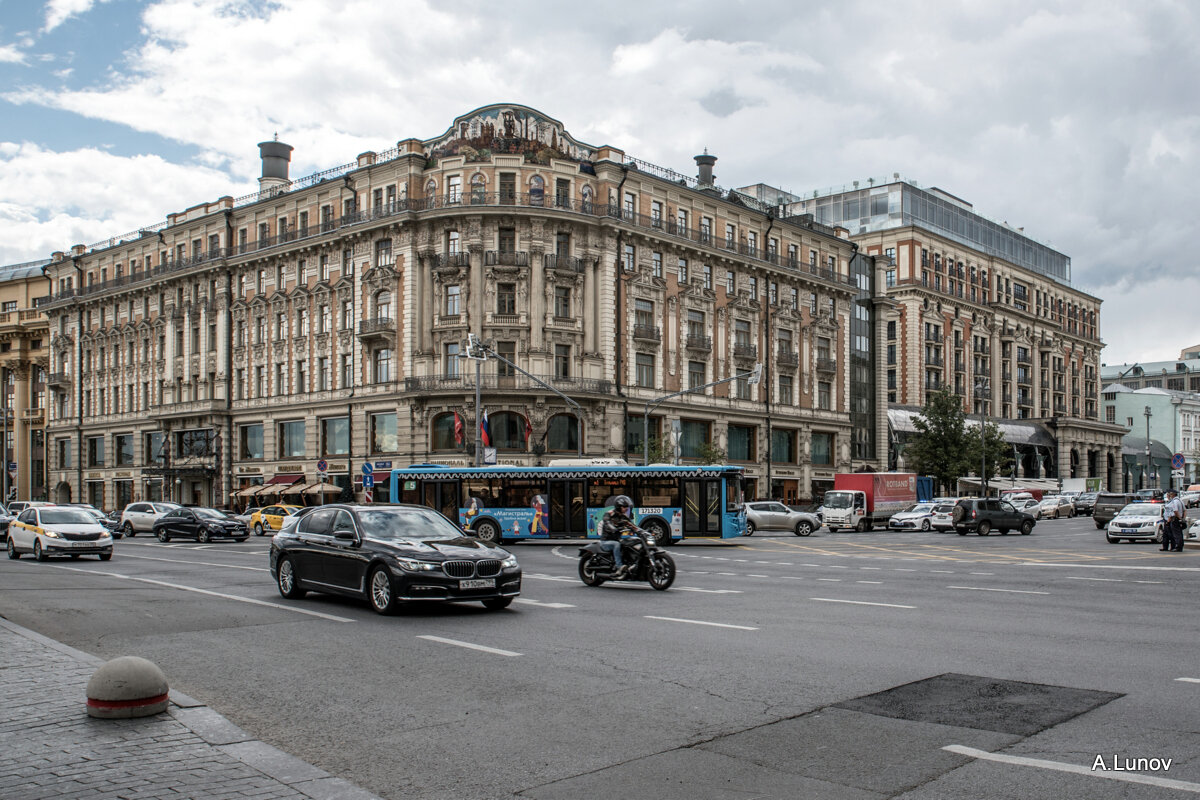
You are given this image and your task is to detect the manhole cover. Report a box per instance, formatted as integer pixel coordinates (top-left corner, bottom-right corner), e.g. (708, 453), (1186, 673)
(834, 673), (1122, 736)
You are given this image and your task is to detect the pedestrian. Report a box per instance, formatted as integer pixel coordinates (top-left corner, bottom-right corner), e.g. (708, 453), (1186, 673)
(1161, 489), (1186, 552)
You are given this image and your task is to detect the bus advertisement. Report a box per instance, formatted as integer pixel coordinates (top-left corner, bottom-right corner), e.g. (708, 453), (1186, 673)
(388, 462), (746, 544)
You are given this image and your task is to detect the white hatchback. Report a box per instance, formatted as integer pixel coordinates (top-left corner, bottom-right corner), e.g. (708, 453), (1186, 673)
(930, 503), (956, 531)
(7, 506), (113, 561)
(119, 502), (182, 537)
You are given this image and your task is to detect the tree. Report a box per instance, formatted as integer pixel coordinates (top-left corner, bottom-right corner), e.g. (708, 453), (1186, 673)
(644, 436), (673, 464)
(697, 441), (727, 465)
(906, 388), (973, 493)
(965, 419), (1013, 489)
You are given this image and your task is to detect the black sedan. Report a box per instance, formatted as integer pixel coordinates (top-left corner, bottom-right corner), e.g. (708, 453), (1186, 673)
(269, 503), (521, 614)
(152, 506), (250, 542)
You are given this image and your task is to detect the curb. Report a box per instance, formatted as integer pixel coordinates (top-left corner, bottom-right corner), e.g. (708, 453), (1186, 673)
(0, 616), (381, 800)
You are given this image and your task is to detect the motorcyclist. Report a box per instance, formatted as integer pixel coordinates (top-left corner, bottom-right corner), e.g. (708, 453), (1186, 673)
(598, 495), (639, 577)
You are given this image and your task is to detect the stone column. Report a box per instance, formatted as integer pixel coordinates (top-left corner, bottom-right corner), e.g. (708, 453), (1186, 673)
(12, 364), (29, 500)
(583, 259), (595, 354)
(530, 262), (545, 352)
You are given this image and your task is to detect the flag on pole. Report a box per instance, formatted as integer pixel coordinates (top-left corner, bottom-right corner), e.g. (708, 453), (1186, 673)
(453, 412), (464, 445)
(479, 409), (491, 447)
(524, 415), (533, 446)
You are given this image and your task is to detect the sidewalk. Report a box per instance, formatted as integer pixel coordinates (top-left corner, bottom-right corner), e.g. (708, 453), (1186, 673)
(0, 617), (380, 800)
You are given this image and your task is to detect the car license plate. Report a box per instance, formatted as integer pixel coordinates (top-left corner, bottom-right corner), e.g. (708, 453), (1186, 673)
(460, 578), (495, 590)
(1123, 528), (1137, 533)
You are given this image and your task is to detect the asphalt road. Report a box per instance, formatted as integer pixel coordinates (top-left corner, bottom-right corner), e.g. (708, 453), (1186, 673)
(2, 516), (1198, 799)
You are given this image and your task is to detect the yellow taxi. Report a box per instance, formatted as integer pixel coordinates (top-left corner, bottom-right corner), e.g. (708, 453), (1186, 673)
(250, 504), (303, 536)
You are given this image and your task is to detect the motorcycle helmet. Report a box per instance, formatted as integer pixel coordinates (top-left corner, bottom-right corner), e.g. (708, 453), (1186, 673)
(613, 495), (633, 514)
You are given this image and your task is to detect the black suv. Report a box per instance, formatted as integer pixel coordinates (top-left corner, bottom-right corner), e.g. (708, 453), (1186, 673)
(951, 498), (1036, 536)
(1092, 492), (1138, 529)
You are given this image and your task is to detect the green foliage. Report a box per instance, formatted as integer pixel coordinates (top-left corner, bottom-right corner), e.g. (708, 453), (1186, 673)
(644, 436), (673, 464)
(697, 441), (727, 465)
(965, 419), (1013, 485)
(906, 389), (973, 492)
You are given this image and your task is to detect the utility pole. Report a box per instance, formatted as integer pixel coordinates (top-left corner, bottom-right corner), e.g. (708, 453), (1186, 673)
(1145, 405), (1153, 490)
(975, 377), (989, 497)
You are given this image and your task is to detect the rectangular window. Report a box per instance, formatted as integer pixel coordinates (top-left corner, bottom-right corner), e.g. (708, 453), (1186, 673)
(87, 436), (105, 467)
(446, 284), (461, 316)
(496, 341), (516, 378)
(554, 286), (571, 318)
(372, 412), (398, 453)
(727, 425), (755, 461)
(555, 344), (570, 379)
(278, 421), (306, 458)
(240, 424), (264, 459)
(651, 251), (662, 278)
(57, 438), (72, 469)
(811, 432), (833, 465)
(778, 374), (793, 406)
(374, 348), (392, 383)
(444, 343), (459, 377)
(317, 356), (330, 391)
(623, 243), (635, 271)
(679, 420), (709, 459)
(818, 381), (831, 410)
(704, 265), (712, 290)
(321, 417), (350, 456)
(635, 353), (654, 388)
(114, 434), (133, 466)
(688, 360), (705, 389)
(497, 283), (516, 315)
(634, 299), (654, 329)
(677, 258), (688, 283)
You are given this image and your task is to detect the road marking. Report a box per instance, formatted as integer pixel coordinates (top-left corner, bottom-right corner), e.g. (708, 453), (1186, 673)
(417, 635), (521, 657)
(810, 598), (916, 609)
(931, 570), (955, 573)
(675, 587), (743, 594)
(1065, 576), (1123, 582)
(48, 566), (356, 622)
(856, 580), (883, 584)
(524, 573), (577, 583)
(716, 572), (738, 576)
(860, 567), (881, 570)
(817, 578), (841, 582)
(114, 553), (269, 572)
(969, 572), (994, 575)
(513, 598), (575, 609)
(1134, 580), (1164, 584)
(943, 745), (1200, 793)
(947, 585), (1049, 595)
(644, 615), (757, 631)
(893, 568), (916, 572)
(1021, 563), (1200, 572)
(747, 574), (769, 578)
(1176, 678), (1200, 684)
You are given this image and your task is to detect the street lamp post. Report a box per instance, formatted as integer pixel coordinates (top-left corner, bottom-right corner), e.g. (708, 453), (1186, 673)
(975, 378), (989, 497)
(1145, 405), (1153, 490)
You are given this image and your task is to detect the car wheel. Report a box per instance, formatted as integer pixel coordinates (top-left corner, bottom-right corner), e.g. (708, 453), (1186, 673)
(6, 538), (18, 559)
(744, 521), (756, 536)
(473, 520), (501, 543)
(368, 565), (398, 615)
(254, 523), (265, 536)
(276, 556), (306, 599)
(34, 540), (47, 561)
(99, 552), (112, 561)
(1106, 532), (1120, 543)
(1095, 521), (1105, 529)
(157, 528), (172, 542)
(977, 521), (991, 536)
(122, 522), (135, 538)
(920, 519), (931, 531)
(647, 553), (676, 591)
(578, 553), (605, 586)
(482, 597), (513, 610)
(1155, 527), (1164, 544)
(1020, 520), (1034, 535)
(794, 521), (813, 537)
(198, 529), (211, 543)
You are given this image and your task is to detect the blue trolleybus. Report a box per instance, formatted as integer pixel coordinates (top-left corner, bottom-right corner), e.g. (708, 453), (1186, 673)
(388, 462), (746, 544)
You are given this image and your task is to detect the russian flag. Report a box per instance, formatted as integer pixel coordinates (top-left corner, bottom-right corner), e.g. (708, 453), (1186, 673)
(479, 409), (491, 447)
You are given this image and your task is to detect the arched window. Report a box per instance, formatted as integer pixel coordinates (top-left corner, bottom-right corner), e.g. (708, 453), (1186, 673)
(375, 291), (391, 320)
(529, 175), (545, 207)
(580, 184), (594, 214)
(547, 414), (579, 453)
(431, 412), (463, 451)
(489, 411), (528, 450)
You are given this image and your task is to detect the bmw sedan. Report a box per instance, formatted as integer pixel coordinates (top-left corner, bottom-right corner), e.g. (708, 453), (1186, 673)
(1106, 503), (1165, 544)
(152, 507), (250, 542)
(270, 503), (522, 614)
(7, 506), (113, 561)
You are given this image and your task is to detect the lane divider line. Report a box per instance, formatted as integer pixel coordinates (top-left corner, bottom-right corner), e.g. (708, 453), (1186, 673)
(810, 598), (916, 609)
(947, 586), (1049, 595)
(113, 553), (269, 572)
(1176, 677), (1200, 684)
(417, 635), (521, 657)
(48, 565), (356, 622)
(513, 598), (575, 609)
(942, 745), (1200, 793)
(644, 615), (758, 631)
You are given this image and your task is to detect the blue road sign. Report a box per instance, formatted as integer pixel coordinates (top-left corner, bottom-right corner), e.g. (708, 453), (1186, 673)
(317, 459), (328, 472)
(1172, 453), (1185, 470)
(362, 474), (375, 488)
(361, 462), (374, 476)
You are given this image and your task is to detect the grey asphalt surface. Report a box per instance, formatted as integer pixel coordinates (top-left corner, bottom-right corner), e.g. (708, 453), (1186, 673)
(1, 516), (1197, 799)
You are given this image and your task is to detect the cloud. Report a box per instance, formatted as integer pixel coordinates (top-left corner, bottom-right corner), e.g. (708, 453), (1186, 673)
(0, 44), (26, 64)
(43, 0), (103, 33)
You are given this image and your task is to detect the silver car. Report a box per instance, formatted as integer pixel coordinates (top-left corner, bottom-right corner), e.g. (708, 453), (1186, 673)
(119, 501), (183, 537)
(743, 501), (821, 536)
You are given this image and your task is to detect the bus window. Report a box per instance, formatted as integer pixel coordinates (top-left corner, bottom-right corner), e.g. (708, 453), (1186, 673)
(635, 476), (679, 507)
(588, 478), (631, 507)
(463, 478), (498, 507)
(500, 478), (547, 508)
(726, 474), (743, 511)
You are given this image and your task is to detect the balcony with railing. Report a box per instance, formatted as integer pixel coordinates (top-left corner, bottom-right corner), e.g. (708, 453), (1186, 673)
(543, 254), (585, 273)
(925, 333), (943, 343)
(632, 324), (661, 343)
(685, 334), (712, 352)
(1017, 353), (1032, 364)
(816, 357), (837, 373)
(358, 317), (395, 340)
(484, 250), (529, 267)
(47, 372), (71, 390)
(403, 372), (614, 395)
(733, 342), (758, 360)
(432, 251), (470, 268)
(777, 350), (799, 367)
(924, 379), (943, 391)
(973, 341), (989, 354)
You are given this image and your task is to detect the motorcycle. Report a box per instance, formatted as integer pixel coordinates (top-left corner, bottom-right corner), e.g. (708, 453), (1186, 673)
(578, 528), (676, 590)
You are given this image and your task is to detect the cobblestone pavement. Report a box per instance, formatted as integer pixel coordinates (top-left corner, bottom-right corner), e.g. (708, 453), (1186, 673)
(0, 617), (380, 800)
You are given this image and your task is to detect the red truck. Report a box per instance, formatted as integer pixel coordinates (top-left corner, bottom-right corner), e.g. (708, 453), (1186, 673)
(823, 473), (918, 532)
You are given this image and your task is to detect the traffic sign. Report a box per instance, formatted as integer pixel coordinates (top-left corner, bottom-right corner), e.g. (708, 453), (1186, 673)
(1172, 469), (1185, 478)
(364, 489), (373, 503)
(1172, 453), (1185, 470)
(361, 462), (374, 476)
(317, 472), (327, 481)
(317, 459), (328, 472)
(362, 474), (375, 488)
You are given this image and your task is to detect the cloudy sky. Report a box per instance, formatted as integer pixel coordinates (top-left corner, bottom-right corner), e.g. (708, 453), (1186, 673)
(0, 0), (1195, 366)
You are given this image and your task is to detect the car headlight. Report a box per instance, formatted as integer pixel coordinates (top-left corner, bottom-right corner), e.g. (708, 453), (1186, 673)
(394, 557), (440, 572)
(42, 530), (60, 538)
(501, 555), (519, 569)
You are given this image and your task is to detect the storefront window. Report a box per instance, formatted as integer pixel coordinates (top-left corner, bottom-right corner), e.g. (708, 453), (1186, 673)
(278, 421), (306, 458)
(371, 413), (397, 453)
(321, 417), (349, 455)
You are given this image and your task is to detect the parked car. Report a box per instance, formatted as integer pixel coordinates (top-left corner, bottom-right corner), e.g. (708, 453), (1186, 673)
(888, 502), (939, 531)
(1073, 492), (1099, 515)
(951, 498), (1036, 536)
(1105, 503), (1165, 544)
(7, 506), (113, 561)
(1134, 489), (1164, 503)
(79, 507), (124, 538)
(250, 504), (303, 536)
(1036, 495), (1075, 519)
(151, 506), (249, 543)
(930, 503), (956, 531)
(1014, 498), (1042, 513)
(269, 504), (522, 614)
(233, 506), (262, 526)
(1092, 492), (1139, 529)
(743, 501), (821, 536)
(119, 502), (183, 537)
(278, 505), (321, 535)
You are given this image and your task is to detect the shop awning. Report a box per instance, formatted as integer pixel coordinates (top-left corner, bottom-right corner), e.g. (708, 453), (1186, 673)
(304, 482), (342, 495)
(251, 483), (285, 497)
(266, 474), (305, 485)
(233, 485), (265, 498)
